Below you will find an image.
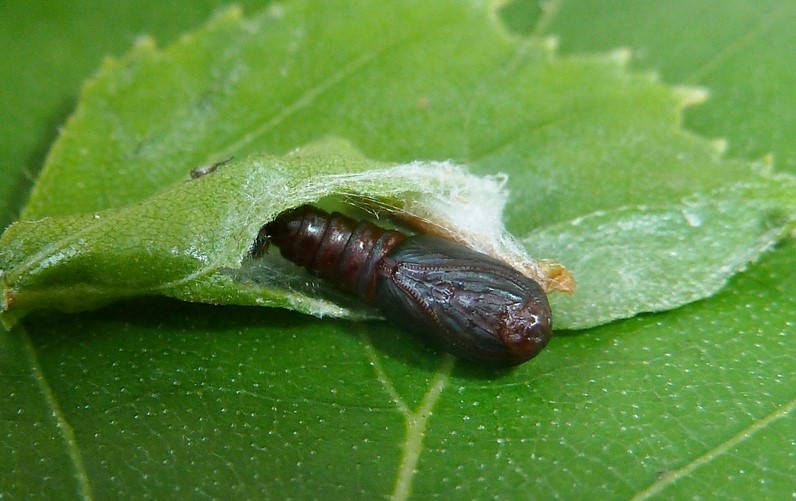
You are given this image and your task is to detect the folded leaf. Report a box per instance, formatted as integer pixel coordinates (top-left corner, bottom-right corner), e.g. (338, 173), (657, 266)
(2, 142), (561, 326)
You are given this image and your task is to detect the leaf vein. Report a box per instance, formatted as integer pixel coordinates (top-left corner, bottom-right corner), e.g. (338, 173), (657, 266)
(630, 398), (796, 500)
(360, 330), (410, 417)
(20, 326), (94, 500)
(391, 355), (455, 501)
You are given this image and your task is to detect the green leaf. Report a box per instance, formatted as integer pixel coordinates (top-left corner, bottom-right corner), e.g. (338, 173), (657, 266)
(2, 1), (795, 499)
(3, 1), (793, 331)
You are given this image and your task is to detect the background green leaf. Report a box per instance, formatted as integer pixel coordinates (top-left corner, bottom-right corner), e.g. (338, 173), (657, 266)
(1, 1), (794, 499)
